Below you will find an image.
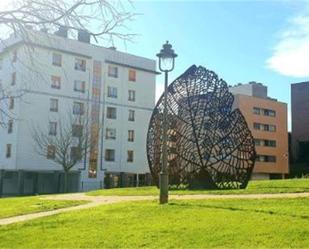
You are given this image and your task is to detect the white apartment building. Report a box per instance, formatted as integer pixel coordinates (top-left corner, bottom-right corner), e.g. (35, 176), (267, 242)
(0, 28), (156, 196)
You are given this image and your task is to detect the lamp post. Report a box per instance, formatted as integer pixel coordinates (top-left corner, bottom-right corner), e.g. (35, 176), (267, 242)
(156, 41), (177, 204)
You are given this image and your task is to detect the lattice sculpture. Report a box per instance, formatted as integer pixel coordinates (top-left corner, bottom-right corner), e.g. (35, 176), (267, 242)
(147, 65), (256, 189)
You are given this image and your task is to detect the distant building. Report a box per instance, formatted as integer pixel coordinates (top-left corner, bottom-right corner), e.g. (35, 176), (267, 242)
(230, 82), (289, 179)
(291, 81), (309, 175)
(0, 28), (156, 196)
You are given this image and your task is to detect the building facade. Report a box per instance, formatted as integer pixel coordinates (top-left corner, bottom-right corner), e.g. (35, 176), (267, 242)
(0, 29), (156, 196)
(291, 81), (309, 175)
(230, 82), (289, 179)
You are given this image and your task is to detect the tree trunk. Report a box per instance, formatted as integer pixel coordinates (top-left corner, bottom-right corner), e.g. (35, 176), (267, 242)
(64, 170), (69, 193)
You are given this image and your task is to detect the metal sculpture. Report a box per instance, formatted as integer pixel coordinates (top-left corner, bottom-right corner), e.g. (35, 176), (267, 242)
(147, 65), (256, 189)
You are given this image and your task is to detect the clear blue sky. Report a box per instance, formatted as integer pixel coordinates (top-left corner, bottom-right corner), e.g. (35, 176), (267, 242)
(116, 0), (309, 130)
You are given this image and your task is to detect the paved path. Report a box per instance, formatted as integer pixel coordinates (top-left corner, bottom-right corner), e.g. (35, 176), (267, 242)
(1, 192), (309, 226)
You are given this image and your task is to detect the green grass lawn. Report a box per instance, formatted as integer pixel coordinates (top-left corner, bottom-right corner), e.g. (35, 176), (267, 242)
(88, 178), (309, 196)
(0, 196), (87, 219)
(0, 197), (309, 248)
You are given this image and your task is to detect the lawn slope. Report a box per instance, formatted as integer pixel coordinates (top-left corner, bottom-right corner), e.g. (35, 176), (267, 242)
(0, 198), (308, 248)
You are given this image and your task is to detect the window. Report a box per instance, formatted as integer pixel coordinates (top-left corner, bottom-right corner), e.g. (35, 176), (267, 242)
(270, 140), (276, 147)
(106, 128), (116, 140)
(128, 130), (134, 142)
(263, 109), (276, 117)
(265, 140), (276, 147)
(128, 90), (135, 101)
(127, 150), (134, 162)
(49, 122), (57, 136)
(267, 155), (276, 162)
(8, 120), (13, 133)
(91, 105), (100, 121)
(92, 88), (100, 101)
(263, 109), (269, 116)
(128, 110), (135, 121)
(105, 149), (115, 161)
(253, 107), (260, 115)
(257, 155), (265, 162)
(254, 123), (276, 132)
(71, 147), (82, 161)
(75, 58), (86, 71)
(107, 86), (117, 98)
(255, 139), (276, 147)
(52, 53), (62, 66)
(256, 155), (276, 163)
(106, 107), (116, 119)
(268, 125), (276, 132)
(264, 124), (270, 131)
(72, 125), (83, 137)
(268, 110), (276, 117)
(253, 123), (260, 130)
(254, 139), (260, 146)
(128, 69), (136, 82)
(47, 145), (56, 159)
(11, 72), (16, 85)
(108, 65), (118, 78)
(9, 97), (14, 109)
(253, 107), (276, 117)
(50, 98), (58, 112)
(74, 80), (85, 93)
(6, 144), (12, 158)
(12, 50), (17, 62)
(51, 76), (61, 89)
(73, 102), (84, 115)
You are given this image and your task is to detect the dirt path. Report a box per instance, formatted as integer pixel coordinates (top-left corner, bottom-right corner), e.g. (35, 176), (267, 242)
(1, 192), (309, 226)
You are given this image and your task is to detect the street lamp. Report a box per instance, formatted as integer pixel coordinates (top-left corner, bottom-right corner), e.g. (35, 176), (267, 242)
(156, 41), (177, 204)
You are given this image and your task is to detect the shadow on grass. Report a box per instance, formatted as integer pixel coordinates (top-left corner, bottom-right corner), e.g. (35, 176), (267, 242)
(168, 202), (309, 220)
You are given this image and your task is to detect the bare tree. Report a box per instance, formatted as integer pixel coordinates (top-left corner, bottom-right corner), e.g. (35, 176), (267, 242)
(0, 0), (136, 127)
(0, 0), (136, 44)
(32, 113), (97, 192)
(0, 85), (21, 127)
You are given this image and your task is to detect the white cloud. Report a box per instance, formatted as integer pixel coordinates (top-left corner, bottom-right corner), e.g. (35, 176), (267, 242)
(267, 12), (309, 77)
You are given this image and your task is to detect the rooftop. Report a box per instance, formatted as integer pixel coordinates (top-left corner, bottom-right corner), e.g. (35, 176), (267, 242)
(0, 27), (157, 74)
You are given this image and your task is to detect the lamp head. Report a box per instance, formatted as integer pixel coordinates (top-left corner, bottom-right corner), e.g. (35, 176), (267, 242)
(156, 41), (177, 72)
